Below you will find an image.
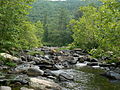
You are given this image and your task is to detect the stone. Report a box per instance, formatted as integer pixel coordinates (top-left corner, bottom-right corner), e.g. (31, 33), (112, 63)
(50, 70), (65, 76)
(104, 71), (120, 80)
(75, 62), (88, 68)
(0, 86), (11, 90)
(27, 67), (44, 76)
(14, 64), (44, 76)
(29, 78), (62, 90)
(14, 64), (31, 73)
(20, 87), (34, 90)
(54, 64), (64, 70)
(0, 53), (22, 63)
(68, 57), (78, 64)
(14, 75), (29, 84)
(87, 62), (99, 66)
(59, 73), (74, 81)
(90, 58), (98, 62)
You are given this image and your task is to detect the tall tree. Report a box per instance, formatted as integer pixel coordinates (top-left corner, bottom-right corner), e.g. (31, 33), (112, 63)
(0, 0), (42, 50)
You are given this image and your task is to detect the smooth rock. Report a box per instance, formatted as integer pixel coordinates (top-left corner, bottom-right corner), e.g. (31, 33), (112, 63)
(14, 64), (42, 75)
(14, 64), (31, 73)
(75, 62), (87, 67)
(0, 86), (11, 90)
(29, 77), (62, 90)
(50, 70), (64, 76)
(0, 53), (22, 63)
(20, 87), (34, 90)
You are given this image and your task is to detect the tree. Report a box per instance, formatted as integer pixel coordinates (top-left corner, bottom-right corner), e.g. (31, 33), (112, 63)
(0, 0), (41, 50)
(69, 0), (120, 54)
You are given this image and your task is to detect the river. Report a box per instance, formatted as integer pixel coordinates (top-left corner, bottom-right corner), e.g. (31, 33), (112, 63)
(58, 67), (120, 90)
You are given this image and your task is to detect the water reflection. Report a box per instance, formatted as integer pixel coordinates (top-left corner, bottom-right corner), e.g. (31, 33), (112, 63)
(59, 67), (120, 90)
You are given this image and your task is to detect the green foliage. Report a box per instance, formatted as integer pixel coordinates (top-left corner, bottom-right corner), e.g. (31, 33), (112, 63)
(27, 50), (44, 56)
(5, 62), (17, 67)
(0, 56), (16, 67)
(106, 59), (120, 64)
(0, 0), (43, 50)
(89, 48), (105, 58)
(29, 0), (101, 46)
(68, 0), (120, 56)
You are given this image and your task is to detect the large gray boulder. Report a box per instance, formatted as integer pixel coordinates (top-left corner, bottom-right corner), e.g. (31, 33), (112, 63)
(14, 64), (44, 76)
(29, 78), (62, 90)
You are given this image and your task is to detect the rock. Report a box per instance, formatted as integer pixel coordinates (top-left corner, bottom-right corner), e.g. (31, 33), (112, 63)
(92, 66), (100, 69)
(14, 75), (29, 84)
(14, 64), (31, 73)
(103, 71), (120, 80)
(75, 62), (88, 68)
(54, 64), (64, 70)
(27, 67), (44, 76)
(26, 55), (42, 62)
(68, 57), (78, 64)
(0, 53), (22, 63)
(50, 70), (65, 77)
(29, 78), (62, 90)
(87, 62), (99, 66)
(59, 73), (74, 81)
(57, 56), (73, 62)
(62, 61), (70, 68)
(20, 87), (34, 90)
(0, 86), (11, 90)
(14, 64), (43, 76)
(90, 58), (98, 62)
(99, 63), (115, 67)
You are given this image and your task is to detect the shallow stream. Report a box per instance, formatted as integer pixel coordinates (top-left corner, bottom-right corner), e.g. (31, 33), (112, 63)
(59, 67), (120, 90)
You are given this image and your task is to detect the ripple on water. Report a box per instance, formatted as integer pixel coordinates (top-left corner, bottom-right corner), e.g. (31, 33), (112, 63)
(59, 68), (120, 90)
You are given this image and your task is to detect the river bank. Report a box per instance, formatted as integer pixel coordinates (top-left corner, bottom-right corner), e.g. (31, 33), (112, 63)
(0, 47), (120, 90)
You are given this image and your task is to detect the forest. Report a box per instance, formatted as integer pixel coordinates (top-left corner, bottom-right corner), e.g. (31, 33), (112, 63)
(0, 0), (120, 90)
(0, 0), (119, 61)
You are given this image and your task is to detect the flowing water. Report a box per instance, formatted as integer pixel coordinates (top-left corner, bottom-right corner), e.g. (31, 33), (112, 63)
(59, 67), (120, 90)
(1, 66), (120, 90)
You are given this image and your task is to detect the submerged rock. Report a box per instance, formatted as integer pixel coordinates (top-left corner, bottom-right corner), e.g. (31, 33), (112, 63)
(103, 71), (120, 80)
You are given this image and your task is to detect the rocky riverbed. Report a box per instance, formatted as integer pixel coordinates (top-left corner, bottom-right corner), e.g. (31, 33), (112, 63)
(0, 47), (120, 90)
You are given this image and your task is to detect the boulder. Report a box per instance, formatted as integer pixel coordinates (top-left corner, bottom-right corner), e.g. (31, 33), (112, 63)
(29, 78), (62, 90)
(27, 67), (44, 76)
(103, 71), (120, 80)
(14, 64), (31, 73)
(14, 64), (44, 76)
(0, 53), (22, 63)
(0, 86), (11, 90)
